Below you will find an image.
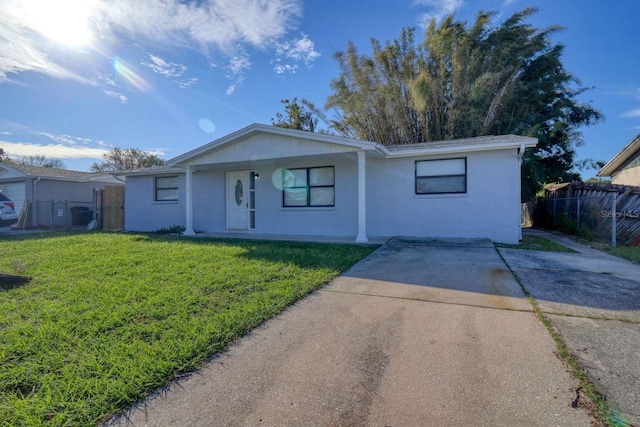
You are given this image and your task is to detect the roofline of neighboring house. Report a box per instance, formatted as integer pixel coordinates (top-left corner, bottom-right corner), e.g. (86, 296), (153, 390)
(0, 163), (121, 183)
(115, 167), (185, 177)
(598, 133), (640, 177)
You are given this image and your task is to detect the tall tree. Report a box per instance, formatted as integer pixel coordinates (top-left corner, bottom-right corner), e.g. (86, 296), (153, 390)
(90, 147), (165, 172)
(15, 154), (66, 169)
(0, 148), (14, 164)
(271, 98), (317, 132)
(322, 8), (602, 200)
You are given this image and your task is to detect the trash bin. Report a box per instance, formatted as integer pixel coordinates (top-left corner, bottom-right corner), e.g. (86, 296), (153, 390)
(70, 206), (92, 226)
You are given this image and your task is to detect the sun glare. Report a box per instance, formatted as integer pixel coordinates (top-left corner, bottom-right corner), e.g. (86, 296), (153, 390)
(20, 0), (95, 47)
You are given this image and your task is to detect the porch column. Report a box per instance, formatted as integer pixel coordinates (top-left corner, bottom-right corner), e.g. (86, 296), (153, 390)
(184, 165), (195, 236)
(356, 150), (368, 243)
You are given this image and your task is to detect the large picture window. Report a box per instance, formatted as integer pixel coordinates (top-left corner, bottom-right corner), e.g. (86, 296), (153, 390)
(415, 158), (466, 194)
(283, 166), (335, 207)
(155, 176), (179, 201)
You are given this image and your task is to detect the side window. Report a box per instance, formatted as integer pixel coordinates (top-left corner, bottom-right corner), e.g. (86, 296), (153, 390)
(155, 176), (179, 201)
(415, 158), (466, 194)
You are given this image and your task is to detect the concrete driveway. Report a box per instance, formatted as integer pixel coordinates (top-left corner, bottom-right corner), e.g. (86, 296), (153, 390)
(108, 238), (589, 426)
(498, 229), (640, 426)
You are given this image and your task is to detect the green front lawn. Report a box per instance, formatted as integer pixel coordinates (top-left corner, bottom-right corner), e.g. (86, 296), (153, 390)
(495, 234), (577, 253)
(606, 245), (640, 264)
(0, 233), (374, 426)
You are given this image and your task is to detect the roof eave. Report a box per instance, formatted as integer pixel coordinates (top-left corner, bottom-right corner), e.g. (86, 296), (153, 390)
(167, 123), (380, 166)
(597, 133), (640, 177)
(116, 167), (184, 177)
(382, 139), (538, 158)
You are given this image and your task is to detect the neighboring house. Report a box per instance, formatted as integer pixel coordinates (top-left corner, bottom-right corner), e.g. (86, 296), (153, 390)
(598, 133), (640, 186)
(0, 163), (123, 228)
(123, 124), (537, 244)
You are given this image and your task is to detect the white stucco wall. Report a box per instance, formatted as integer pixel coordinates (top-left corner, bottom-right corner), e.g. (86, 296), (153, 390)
(125, 148), (522, 243)
(366, 149), (521, 243)
(124, 174), (186, 231)
(125, 156), (358, 235)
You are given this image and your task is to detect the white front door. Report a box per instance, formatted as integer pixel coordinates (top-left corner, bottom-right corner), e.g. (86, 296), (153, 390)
(226, 171), (250, 230)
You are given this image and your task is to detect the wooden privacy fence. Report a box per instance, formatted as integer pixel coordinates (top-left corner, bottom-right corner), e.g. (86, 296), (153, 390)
(541, 181), (640, 246)
(97, 186), (125, 230)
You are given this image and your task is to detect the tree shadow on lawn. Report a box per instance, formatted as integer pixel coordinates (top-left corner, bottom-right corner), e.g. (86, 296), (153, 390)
(0, 273), (31, 290)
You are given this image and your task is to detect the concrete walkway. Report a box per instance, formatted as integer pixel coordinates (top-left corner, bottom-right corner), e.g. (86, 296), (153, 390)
(108, 238), (589, 426)
(501, 229), (640, 426)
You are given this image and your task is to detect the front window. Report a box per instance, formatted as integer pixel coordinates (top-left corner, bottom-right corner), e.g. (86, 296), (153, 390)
(283, 166), (335, 207)
(415, 158), (466, 194)
(155, 176), (178, 201)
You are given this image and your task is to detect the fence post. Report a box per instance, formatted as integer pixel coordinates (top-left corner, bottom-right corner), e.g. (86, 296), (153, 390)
(611, 192), (617, 247)
(576, 198), (581, 234)
(553, 198), (557, 226)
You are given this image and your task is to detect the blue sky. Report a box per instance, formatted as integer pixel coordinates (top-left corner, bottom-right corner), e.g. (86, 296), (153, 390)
(0, 0), (638, 177)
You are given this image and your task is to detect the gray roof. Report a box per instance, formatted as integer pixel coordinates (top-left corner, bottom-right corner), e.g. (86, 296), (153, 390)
(2, 164), (121, 182)
(8, 164), (97, 179)
(385, 134), (537, 151)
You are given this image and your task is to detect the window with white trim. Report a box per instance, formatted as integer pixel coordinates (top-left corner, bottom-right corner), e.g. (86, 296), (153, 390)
(155, 176), (179, 201)
(415, 158), (467, 194)
(283, 166), (335, 207)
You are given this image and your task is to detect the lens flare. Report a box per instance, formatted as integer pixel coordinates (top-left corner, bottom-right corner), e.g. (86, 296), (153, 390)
(198, 118), (216, 133)
(114, 58), (151, 92)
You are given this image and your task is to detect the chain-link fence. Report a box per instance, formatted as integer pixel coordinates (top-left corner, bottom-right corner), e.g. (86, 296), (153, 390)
(535, 195), (619, 244)
(35, 200), (94, 230)
(533, 182), (640, 247)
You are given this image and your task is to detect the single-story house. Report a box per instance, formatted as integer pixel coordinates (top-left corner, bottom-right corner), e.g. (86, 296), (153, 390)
(597, 133), (640, 186)
(0, 163), (123, 228)
(125, 124), (537, 243)
(123, 124), (537, 244)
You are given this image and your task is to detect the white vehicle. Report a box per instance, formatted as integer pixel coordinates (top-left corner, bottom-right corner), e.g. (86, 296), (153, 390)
(0, 193), (19, 226)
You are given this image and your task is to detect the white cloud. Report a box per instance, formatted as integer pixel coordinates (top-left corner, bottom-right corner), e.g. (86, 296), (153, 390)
(272, 34), (319, 74)
(223, 54), (251, 94)
(176, 77), (198, 88)
(104, 90), (128, 103)
(414, 0), (464, 25)
(99, 0), (302, 50)
(0, 0), (306, 85)
(36, 132), (102, 146)
(96, 73), (117, 87)
(621, 108), (640, 119)
(275, 35), (320, 65)
(0, 140), (108, 159)
(0, 131), (11, 135)
(227, 55), (251, 76)
(274, 63), (297, 75)
(141, 53), (199, 88)
(141, 54), (186, 78)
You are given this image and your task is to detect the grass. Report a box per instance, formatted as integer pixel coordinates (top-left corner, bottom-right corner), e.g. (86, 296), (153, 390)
(495, 234), (577, 253)
(605, 246), (640, 265)
(0, 232), (375, 426)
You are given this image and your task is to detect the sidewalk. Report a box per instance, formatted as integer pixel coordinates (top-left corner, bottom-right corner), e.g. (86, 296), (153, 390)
(500, 230), (640, 426)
